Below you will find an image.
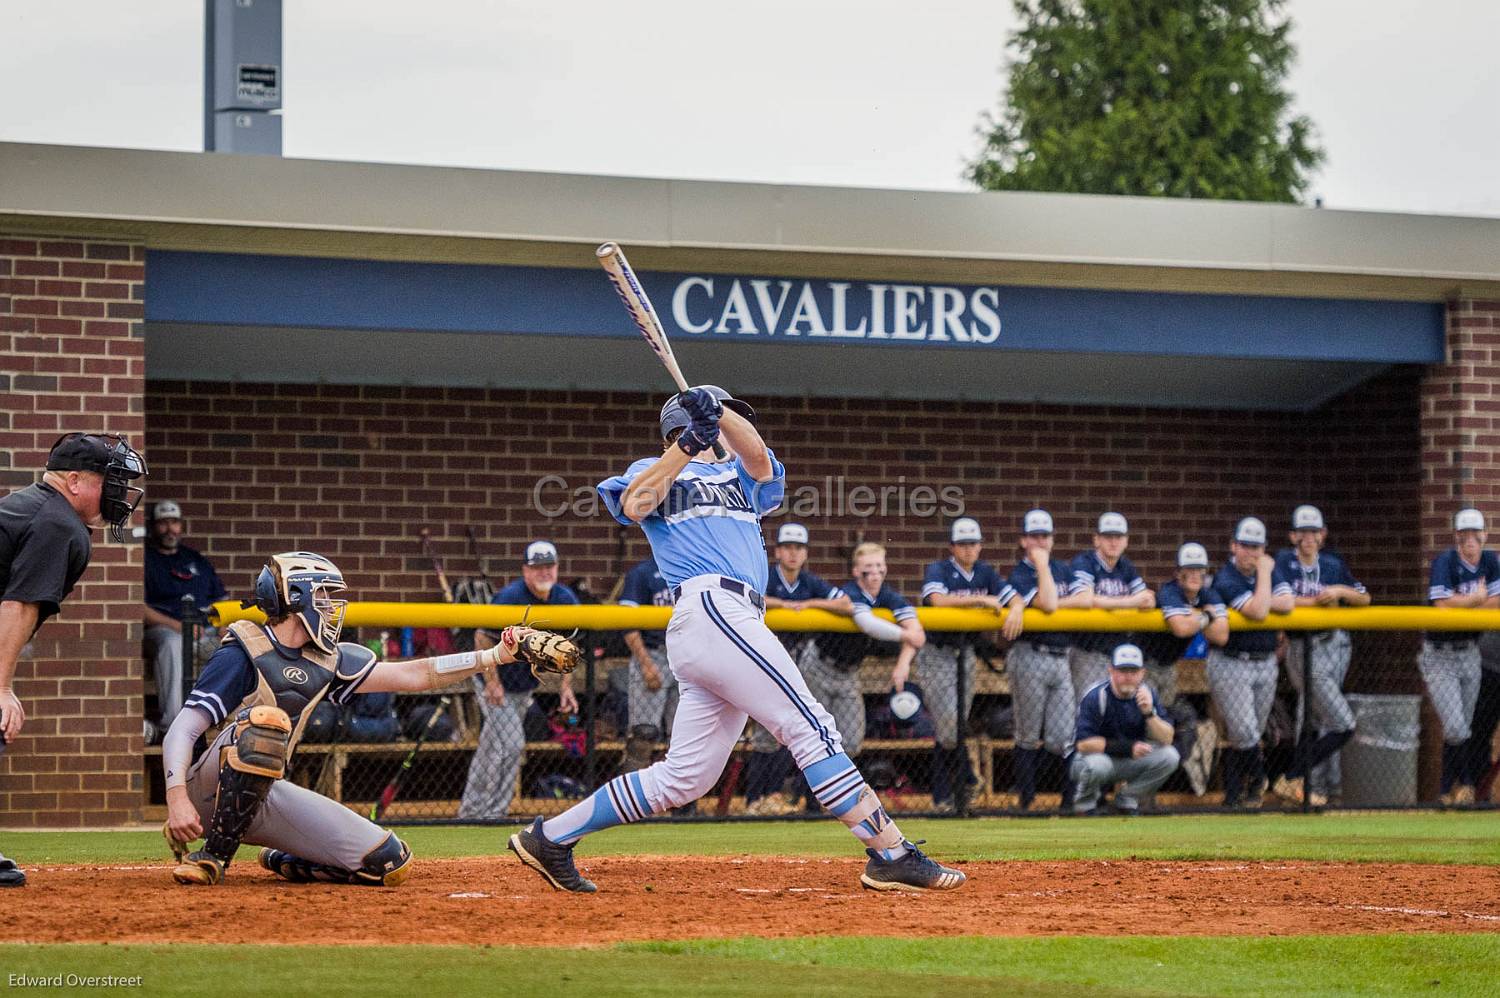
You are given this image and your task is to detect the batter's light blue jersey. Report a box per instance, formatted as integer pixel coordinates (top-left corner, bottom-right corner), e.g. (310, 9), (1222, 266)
(598, 450), (786, 591)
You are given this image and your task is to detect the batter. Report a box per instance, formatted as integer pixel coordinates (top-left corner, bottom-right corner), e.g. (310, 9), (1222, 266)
(506, 386), (966, 893)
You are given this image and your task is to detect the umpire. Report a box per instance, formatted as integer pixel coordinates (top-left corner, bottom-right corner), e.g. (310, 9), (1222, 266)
(1, 432), (147, 886)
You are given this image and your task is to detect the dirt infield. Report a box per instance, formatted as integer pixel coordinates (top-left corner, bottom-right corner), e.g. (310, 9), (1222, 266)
(8, 858), (1500, 944)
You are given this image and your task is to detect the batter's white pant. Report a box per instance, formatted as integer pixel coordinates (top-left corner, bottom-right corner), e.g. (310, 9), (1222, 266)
(633, 577), (845, 812)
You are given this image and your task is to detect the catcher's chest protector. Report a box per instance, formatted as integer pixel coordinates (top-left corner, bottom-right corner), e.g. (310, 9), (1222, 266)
(223, 620), (371, 756)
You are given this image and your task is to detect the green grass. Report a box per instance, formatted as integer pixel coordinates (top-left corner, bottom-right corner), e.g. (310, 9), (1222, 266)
(5, 937), (1497, 997)
(5, 810), (1498, 865)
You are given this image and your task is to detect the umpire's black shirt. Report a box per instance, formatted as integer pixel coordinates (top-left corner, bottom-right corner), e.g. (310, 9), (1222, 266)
(0, 482), (92, 631)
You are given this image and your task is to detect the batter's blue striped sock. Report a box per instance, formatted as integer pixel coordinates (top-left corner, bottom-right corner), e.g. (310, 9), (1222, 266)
(541, 772), (654, 846)
(803, 752), (908, 860)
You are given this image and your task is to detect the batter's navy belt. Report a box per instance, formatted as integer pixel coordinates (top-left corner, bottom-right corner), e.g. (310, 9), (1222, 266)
(672, 576), (766, 612)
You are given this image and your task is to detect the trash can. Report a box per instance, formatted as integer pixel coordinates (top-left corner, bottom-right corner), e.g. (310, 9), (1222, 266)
(1341, 694), (1422, 806)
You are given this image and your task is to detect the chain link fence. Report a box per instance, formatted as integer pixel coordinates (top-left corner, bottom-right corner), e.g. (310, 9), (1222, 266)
(143, 608), (1500, 821)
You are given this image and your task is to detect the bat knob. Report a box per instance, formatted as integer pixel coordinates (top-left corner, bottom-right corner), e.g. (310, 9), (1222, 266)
(595, 242), (619, 258)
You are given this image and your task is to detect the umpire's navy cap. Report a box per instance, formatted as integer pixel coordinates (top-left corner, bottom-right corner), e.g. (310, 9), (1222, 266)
(46, 433), (117, 473)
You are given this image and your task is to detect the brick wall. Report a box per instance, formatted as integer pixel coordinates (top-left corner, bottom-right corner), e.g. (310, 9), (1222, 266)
(1, 235), (146, 827)
(144, 369), (1422, 606)
(1420, 299), (1500, 561)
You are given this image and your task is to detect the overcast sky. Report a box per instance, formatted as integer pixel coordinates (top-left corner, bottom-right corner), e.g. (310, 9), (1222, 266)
(2, 1), (1497, 217)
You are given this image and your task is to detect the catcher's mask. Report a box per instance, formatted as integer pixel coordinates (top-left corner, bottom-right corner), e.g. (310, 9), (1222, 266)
(658, 385), (755, 443)
(45, 432), (148, 542)
(246, 552), (348, 654)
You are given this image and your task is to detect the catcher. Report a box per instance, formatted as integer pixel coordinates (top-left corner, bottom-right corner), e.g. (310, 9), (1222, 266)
(162, 551), (579, 886)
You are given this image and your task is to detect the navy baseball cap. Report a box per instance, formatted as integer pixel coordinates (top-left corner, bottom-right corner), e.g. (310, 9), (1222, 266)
(524, 541), (559, 566)
(47, 433), (122, 473)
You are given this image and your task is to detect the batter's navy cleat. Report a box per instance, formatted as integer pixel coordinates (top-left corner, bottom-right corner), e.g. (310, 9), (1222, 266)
(0, 853), (25, 887)
(508, 817), (596, 893)
(171, 850), (225, 886)
(859, 841), (966, 893)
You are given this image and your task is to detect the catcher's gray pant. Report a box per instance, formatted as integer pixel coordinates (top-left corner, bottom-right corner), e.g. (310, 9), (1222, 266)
(1206, 649), (1278, 750)
(920, 643), (976, 750)
(1144, 662), (1178, 708)
(1419, 641), (1481, 744)
(1069, 745), (1181, 812)
(183, 725), (387, 870)
(1068, 647), (1112, 703)
(628, 646), (680, 735)
(458, 683), (532, 819)
(1009, 641), (1074, 755)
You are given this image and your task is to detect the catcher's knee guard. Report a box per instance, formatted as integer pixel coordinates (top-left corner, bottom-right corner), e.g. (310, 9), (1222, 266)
(203, 706), (291, 866)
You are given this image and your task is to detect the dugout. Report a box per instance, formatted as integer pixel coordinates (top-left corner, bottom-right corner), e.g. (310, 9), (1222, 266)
(3, 141), (1500, 824)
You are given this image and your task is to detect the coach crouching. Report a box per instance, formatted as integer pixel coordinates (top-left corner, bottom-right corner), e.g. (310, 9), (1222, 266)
(1068, 643), (1179, 815)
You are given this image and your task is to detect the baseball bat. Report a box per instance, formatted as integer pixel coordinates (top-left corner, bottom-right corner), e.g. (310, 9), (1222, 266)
(419, 528), (454, 603)
(370, 694), (453, 821)
(465, 525), (494, 588)
(595, 242), (726, 459)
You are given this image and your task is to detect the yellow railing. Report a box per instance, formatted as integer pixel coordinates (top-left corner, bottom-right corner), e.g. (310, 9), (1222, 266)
(209, 602), (1500, 633)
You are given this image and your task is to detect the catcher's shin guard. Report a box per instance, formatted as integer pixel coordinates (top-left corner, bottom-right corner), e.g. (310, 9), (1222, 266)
(259, 834), (412, 887)
(196, 705), (291, 877)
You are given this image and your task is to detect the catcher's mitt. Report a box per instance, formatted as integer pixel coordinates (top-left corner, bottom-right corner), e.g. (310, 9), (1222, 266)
(503, 626), (583, 678)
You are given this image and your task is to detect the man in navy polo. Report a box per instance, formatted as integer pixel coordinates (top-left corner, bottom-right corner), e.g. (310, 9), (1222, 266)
(142, 500), (226, 742)
(1069, 643), (1179, 815)
(459, 540), (580, 820)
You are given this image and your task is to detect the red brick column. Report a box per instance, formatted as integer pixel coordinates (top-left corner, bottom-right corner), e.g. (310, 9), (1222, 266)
(1, 235), (146, 826)
(1420, 298), (1500, 559)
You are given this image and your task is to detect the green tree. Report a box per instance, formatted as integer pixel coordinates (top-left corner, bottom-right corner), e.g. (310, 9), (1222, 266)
(967, 0), (1323, 202)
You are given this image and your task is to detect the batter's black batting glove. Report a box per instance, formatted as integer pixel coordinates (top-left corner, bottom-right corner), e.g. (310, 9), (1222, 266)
(679, 387), (724, 421)
(676, 417), (721, 457)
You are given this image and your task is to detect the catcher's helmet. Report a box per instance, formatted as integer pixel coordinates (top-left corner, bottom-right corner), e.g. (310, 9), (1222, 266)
(46, 432), (147, 542)
(247, 552), (348, 655)
(658, 385), (755, 442)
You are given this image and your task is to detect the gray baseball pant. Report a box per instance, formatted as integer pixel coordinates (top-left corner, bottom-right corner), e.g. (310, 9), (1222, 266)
(183, 725), (388, 870)
(458, 681), (531, 819)
(1206, 649), (1278, 750)
(1419, 641), (1481, 744)
(1069, 745), (1181, 812)
(1009, 641), (1075, 755)
(920, 642), (976, 750)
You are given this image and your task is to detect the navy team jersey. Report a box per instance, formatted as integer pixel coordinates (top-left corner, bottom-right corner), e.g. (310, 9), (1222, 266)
(488, 578), (581, 692)
(1135, 580), (1227, 666)
(184, 632), (373, 730)
(1426, 548), (1500, 644)
(597, 450), (786, 593)
(145, 544), (227, 619)
(1068, 551), (1147, 654)
(618, 557), (672, 650)
(920, 558), (1013, 648)
(1074, 680), (1164, 749)
(1006, 558), (1074, 651)
(1273, 549), (1366, 601)
(819, 581), (917, 669)
(1211, 561), (1294, 656)
(765, 565), (844, 653)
